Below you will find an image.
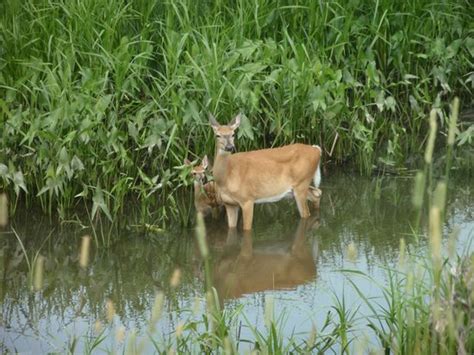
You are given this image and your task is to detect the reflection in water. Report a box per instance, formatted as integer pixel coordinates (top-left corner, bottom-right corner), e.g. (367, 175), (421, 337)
(0, 174), (472, 352)
(212, 217), (319, 300)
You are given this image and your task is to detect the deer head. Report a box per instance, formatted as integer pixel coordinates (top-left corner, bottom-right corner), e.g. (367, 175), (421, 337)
(209, 113), (241, 153)
(184, 155), (209, 185)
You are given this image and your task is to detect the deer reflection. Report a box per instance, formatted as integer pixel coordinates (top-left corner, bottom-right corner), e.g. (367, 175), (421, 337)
(212, 217), (320, 301)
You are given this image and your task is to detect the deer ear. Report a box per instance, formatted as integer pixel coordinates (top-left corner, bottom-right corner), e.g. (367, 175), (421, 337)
(229, 113), (241, 129)
(209, 114), (219, 128)
(184, 158), (192, 166)
(202, 155), (208, 169)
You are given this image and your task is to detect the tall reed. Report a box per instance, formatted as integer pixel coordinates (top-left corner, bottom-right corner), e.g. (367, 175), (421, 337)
(1, 0), (472, 227)
(347, 98), (473, 354)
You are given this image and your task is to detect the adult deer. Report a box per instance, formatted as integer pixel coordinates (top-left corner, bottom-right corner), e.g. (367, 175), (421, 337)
(184, 155), (221, 216)
(210, 113), (322, 230)
(185, 155), (321, 216)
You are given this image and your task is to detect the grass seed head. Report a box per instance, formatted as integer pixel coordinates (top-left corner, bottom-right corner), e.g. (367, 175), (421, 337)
(0, 193), (8, 227)
(175, 322), (184, 338)
(106, 299), (116, 323)
(433, 181), (447, 213)
(34, 255), (45, 291)
(79, 235), (91, 269)
(170, 268), (181, 288)
(115, 326), (126, 343)
(412, 171), (425, 209)
(398, 238), (406, 268)
(94, 320), (103, 335)
(347, 242), (358, 262)
(424, 110), (438, 164)
(429, 207), (442, 268)
(447, 97), (459, 146)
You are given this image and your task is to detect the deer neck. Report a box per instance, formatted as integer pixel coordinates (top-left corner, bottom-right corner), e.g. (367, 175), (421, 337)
(193, 181), (202, 196)
(193, 181), (202, 206)
(213, 150), (232, 185)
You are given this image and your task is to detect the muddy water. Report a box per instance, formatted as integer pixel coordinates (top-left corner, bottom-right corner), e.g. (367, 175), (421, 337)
(1, 174), (472, 353)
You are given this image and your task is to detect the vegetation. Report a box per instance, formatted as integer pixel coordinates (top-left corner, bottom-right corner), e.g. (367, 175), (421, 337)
(1, 95), (472, 353)
(0, 0), (473, 225)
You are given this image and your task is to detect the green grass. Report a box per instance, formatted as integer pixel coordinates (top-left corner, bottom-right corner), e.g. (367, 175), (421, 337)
(3, 96), (473, 353)
(0, 0), (473, 226)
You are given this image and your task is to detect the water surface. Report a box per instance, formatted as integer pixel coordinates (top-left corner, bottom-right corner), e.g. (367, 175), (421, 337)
(1, 173), (472, 353)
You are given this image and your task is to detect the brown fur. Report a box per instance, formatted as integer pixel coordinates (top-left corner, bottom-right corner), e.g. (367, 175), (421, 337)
(185, 156), (222, 216)
(195, 181), (221, 215)
(210, 114), (322, 230)
(187, 154), (321, 215)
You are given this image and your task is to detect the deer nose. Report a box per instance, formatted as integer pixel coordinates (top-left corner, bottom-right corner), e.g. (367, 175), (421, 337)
(224, 144), (235, 152)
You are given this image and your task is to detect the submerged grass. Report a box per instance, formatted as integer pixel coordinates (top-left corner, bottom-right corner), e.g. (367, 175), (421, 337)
(0, 0), (473, 227)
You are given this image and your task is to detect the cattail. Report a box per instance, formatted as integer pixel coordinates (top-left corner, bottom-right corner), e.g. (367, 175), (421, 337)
(0, 193), (8, 227)
(195, 212), (208, 258)
(170, 268), (181, 288)
(347, 242), (358, 262)
(106, 299), (116, 323)
(447, 97), (459, 146)
(34, 255), (45, 291)
(79, 235), (91, 269)
(424, 110), (437, 164)
(412, 171), (425, 209)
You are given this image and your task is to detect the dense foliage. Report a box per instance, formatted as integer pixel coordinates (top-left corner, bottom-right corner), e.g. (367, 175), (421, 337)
(1, 0), (472, 223)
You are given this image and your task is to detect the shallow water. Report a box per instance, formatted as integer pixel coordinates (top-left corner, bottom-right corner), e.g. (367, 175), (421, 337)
(1, 173), (473, 353)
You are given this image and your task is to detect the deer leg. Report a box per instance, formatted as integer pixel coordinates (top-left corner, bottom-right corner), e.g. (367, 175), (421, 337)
(294, 185), (311, 218)
(241, 201), (254, 231)
(308, 187), (322, 209)
(225, 204), (239, 228)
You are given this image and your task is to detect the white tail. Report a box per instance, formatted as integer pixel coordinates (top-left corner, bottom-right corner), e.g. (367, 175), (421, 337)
(210, 114), (322, 230)
(312, 145), (322, 188)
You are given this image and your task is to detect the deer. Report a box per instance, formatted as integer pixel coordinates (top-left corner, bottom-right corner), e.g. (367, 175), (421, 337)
(185, 154), (321, 217)
(184, 155), (221, 217)
(210, 113), (322, 230)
